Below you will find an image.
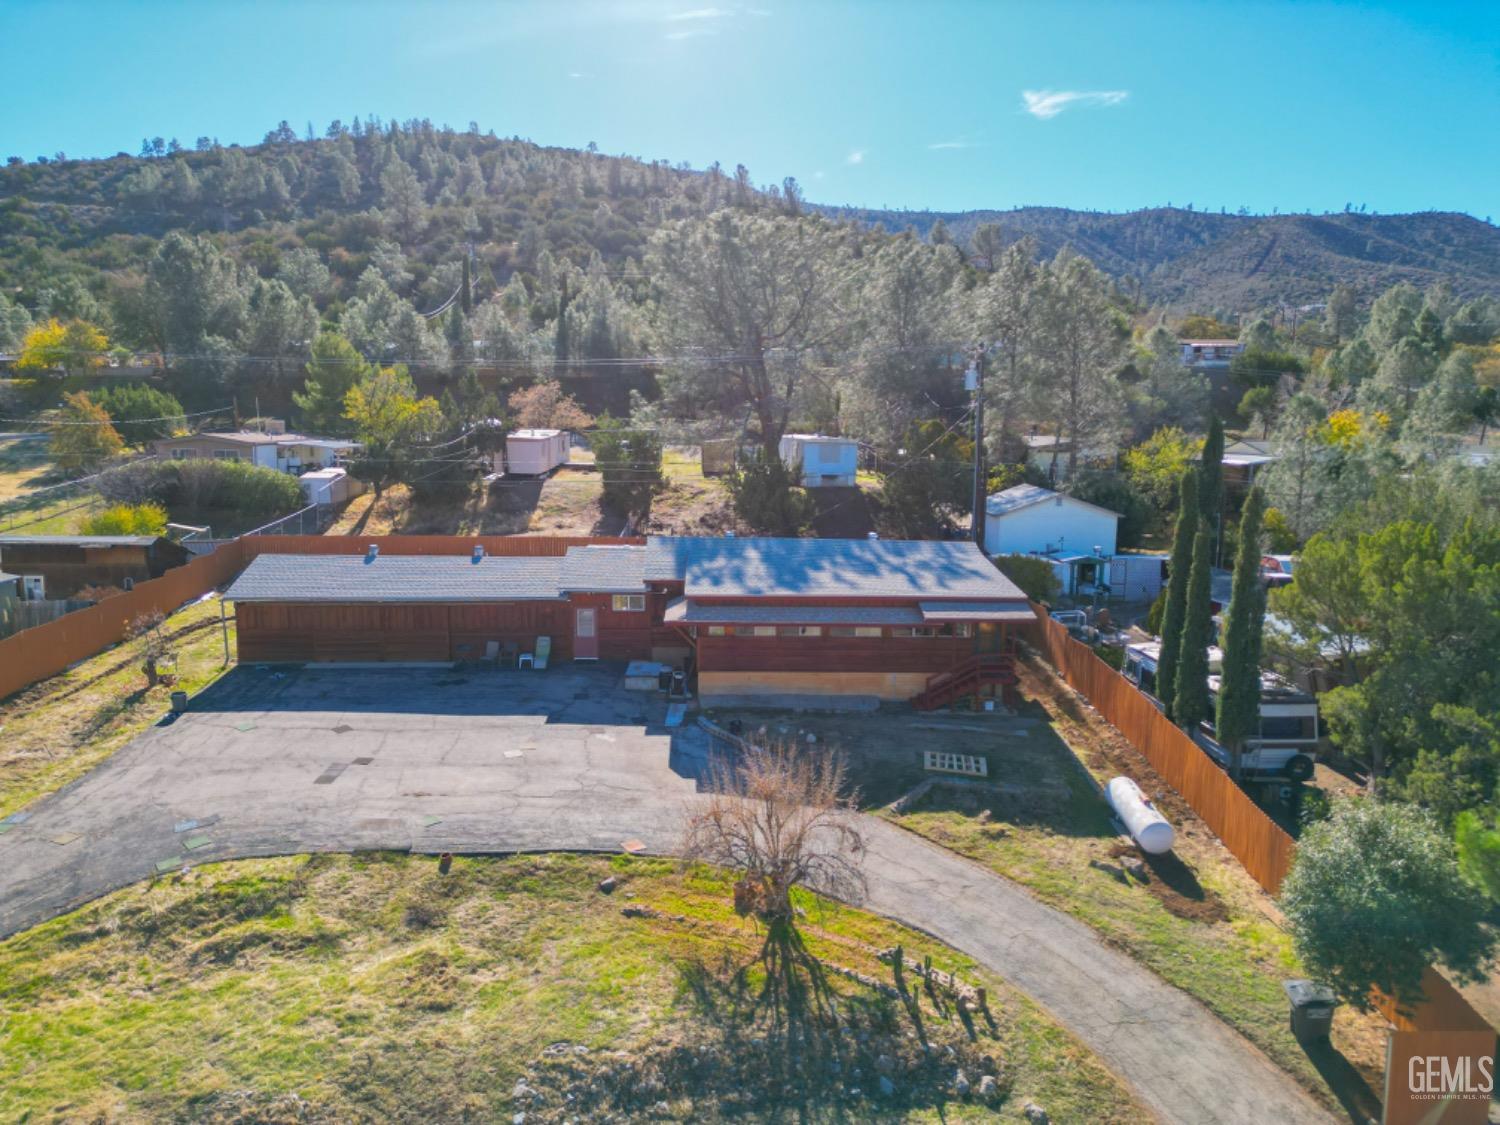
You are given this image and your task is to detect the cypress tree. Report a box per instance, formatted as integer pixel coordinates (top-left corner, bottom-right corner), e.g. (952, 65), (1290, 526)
(1199, 415), (1225, 550)
(461, 253), (473, 315)
(1217, 487), (1267, 778)
(1156, 468), (1200, 722)
(1174, 527), (1216, 733)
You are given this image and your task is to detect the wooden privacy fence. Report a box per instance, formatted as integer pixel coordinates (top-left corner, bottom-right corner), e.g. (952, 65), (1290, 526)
(0, 541), (250, 701)
(0, 535), (642, 701)
(1028, 605), (1494, 1044)
(1029, 606), (1296, 892)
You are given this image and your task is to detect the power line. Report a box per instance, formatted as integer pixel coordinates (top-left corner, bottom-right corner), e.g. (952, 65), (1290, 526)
(0, 403), (234, 426)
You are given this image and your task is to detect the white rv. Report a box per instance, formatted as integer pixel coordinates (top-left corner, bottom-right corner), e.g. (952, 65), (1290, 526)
(1122, 640), (1319, 781)
(505, 429), (571, 476)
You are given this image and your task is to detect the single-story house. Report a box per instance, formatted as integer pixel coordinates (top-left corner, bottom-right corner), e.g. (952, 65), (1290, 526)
(1021, 434), (1115, 483)
(224, 536), (1032, 705)
(151, 421), (360, 475)
(984, 485), (1120, 558)
(505, 429), (571, 476)
(1179, 339), (1245, 367)
(779, 434), (858, 488)
(1218, 439), (1279, 488)
(0, 534), (192, 599)
(0, 572), (19, 602)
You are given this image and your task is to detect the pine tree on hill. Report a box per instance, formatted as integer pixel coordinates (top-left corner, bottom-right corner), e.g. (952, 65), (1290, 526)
(1156, 468), (1199, 722)
(1174, 526), (1216, 733)
(1217, 486), (1267, 778)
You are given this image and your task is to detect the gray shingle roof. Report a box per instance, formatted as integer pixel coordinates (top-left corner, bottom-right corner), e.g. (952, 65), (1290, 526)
(646, 536), (1025, 600)
(224, 553), (567, 603)
(558, 545), (647, 593)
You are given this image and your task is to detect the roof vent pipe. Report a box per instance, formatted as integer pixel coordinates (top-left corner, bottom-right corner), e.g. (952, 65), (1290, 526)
(365, 543), (379, 563)
(867, 531), (879, 540)
(472, 544), (485, 563)
(725, 530), (735, 538)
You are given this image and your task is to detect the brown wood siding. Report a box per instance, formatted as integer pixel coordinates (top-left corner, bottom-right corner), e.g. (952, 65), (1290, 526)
(695, 633), (974, 675)
(448, 602), (573, 662)
(0, 542), (190, 598)
(566, 592), (657, 662)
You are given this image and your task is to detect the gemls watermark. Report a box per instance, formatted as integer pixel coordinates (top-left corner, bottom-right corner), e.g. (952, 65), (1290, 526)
(1407, 1053), (1493, 1102)
(1386, 1030), (1497, 1125)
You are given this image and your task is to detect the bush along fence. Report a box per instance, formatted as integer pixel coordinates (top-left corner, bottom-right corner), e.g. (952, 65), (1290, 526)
(0, 534), (645, 702)
(1027, 606), (1494, 1053)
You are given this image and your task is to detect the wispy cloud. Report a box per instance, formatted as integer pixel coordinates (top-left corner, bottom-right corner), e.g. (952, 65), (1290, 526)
(568, 71), (586, 79)
(846, 149), (865, 166)
(1021, 89), (1128, 119)
(928, 137), (981, 150)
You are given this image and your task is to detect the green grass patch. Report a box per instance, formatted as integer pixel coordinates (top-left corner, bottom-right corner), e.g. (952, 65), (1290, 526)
(0, 853), (1143, 1122)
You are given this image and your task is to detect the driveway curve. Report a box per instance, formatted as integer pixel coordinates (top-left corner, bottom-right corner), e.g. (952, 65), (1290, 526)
(0, 666), (1330, 1124)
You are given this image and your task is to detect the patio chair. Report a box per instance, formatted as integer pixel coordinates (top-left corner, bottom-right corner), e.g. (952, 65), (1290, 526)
(501, 640), (519, 669)
(482, 641), (500, 665)
(533, 636), (551, 670)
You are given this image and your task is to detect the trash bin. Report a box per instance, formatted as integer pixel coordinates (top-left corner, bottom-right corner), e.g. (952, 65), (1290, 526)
(170, 690), (189, 714)
(1283, 979), (1338, 1042)
(657, 668), (673, 693)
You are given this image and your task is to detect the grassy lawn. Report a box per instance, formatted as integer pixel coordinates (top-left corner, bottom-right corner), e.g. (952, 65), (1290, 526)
(0, 852), (1143, 1123)
(712, 661), (1388, 1119)
(0, 597), (235, 820)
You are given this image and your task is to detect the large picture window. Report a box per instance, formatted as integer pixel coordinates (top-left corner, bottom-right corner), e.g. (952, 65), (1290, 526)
(776, 625), (822, 637)
(611, 594), (646, 612)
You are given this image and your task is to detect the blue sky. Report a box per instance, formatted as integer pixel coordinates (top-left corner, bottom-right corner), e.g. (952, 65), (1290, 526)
(2, 0), (1496, 218)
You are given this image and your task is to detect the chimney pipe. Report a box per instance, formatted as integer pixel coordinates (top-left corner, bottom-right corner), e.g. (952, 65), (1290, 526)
(472, 544), (485, 563)
(365, 543), (379, 563)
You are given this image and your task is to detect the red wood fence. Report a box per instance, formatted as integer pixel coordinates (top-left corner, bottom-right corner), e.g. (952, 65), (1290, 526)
(1029, 606), (1494, 1045)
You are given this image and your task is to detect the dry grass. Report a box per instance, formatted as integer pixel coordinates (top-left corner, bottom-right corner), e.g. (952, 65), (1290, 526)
(0, 597), (235, 820)
(0, 852), (1143, 1123)
(0, 434), (55, 502)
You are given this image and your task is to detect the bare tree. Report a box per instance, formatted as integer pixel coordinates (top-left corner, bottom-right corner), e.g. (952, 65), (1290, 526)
(682, 742), (867, 936)
(127, 610), (174, 687)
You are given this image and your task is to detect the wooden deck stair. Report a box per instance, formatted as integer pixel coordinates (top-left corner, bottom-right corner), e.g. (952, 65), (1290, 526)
(912, 653), (1019, 711)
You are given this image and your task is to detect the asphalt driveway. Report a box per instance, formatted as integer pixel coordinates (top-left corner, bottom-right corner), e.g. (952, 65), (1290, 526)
(0, 665), (1330, 1125)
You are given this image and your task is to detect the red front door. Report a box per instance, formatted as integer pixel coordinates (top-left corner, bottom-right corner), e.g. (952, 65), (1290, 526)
(574, 608), (599, 660)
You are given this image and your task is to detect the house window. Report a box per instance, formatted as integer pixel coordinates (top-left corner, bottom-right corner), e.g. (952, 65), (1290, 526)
(892, 626), (936, 638)
(730, 625), (776, 637)
(776, 625), (822, 637)
(212, 449), (241, 461)
(705, 625), (726, 636)
(171, 448), (193, 460)
(611, 594), (645, 612)
(829, 625), (883, 638)
(935, 623), (973, 638)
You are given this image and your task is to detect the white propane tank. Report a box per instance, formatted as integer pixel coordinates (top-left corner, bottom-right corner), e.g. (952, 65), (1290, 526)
(1105, 776), (1176, 855)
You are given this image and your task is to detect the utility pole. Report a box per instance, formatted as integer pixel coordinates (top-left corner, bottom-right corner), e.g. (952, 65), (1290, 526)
(968, 349), (986, 549)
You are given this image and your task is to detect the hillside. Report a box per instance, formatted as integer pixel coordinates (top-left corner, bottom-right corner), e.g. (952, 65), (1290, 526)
(3, 122), (1496, 327)
(814, 204), (1500, 309)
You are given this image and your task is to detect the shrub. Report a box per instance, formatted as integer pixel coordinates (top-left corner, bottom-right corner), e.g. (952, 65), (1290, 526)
(94, 458), (304, 515)
(1262, 507), (1298, 553)
(1280, 798), (1495, 1007)
(591, 416), (662, 515)
(92, 384), (186, 445)
(80, 502), (168, 536)
(726, 449), (812, 535)
(994, 554), (1060, 604)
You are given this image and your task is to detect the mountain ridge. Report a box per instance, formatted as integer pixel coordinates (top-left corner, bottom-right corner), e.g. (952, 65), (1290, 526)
(811, 203), (1500, 309)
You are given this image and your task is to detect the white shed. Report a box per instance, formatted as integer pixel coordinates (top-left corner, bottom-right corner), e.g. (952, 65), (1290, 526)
(984, 484), (1120, 558)
(505, 429), (571, 476)
(298, 467), (364, 506)
(778, 433), (858, 487)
